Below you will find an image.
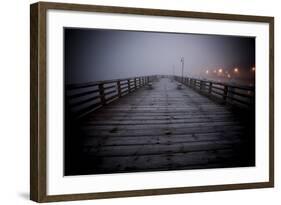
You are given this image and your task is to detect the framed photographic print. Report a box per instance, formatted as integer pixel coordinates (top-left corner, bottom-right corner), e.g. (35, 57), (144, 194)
(30, 1), (274, 202)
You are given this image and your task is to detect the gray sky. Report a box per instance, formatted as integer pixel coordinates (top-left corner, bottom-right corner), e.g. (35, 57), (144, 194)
(64, 28), (255, 84)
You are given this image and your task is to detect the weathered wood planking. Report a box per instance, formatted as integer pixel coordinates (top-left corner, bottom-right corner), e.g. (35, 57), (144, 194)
(70, 77), (255, 175)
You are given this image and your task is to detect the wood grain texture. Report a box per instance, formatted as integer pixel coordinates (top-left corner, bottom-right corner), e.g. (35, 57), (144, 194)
(30, 2), (48, 202)
(68, 78), (255, 175)
(30, 3), (39, 202)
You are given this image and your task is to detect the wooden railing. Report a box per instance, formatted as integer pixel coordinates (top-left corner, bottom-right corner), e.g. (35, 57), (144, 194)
(174, 76), (255, 108)
(66, 75), (157, 118)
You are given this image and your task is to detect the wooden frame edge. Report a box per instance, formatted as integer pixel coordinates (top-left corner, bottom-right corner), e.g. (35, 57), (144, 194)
(269, 17), (274, 187)
(30, 2), (39, 202)
(30, 2), (48, 202)
(37, 1), (274, 22)
(39, 182), (272, 203)
(30, 1), (274, 202)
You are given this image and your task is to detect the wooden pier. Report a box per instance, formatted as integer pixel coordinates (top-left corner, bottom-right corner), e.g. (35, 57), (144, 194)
(65, 76), (255, 175)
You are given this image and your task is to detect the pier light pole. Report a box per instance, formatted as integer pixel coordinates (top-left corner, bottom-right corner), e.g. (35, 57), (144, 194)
(181, 57), (184, 83)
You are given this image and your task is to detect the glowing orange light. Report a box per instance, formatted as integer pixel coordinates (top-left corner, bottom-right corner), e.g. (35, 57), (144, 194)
(218, 69), (223, 73)
(234, 68), (239, 73)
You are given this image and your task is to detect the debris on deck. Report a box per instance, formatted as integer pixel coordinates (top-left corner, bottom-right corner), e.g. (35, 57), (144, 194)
(147, 82), (153, 89)
(177, 83), (183, 89)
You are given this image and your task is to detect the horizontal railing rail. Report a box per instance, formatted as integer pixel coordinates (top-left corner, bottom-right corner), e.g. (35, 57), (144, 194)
(174, 75), (255, 108)
(66, 75), (157, 118)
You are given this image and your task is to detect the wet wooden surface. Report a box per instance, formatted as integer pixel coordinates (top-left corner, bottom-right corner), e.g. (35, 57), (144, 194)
(68, 77), (255, 175)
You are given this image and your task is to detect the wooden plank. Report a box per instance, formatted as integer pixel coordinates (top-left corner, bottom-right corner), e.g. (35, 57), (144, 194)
(84, 131), (245, 147)
(70, 95), (100, 107)
(85, 139), (243, 157)
(66, 77), (255, 175)
(82, 124), (244, 137)
(104, 85), (116, 90)
(84, 118), (238, 126)
(87, 113), (234, 119)
(80, 148), (250, 174)
(83, 120), (241, 129)
(67, 89), (99, 99)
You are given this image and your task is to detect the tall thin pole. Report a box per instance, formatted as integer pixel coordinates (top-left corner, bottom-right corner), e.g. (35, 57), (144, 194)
(181, 57), (184, 82)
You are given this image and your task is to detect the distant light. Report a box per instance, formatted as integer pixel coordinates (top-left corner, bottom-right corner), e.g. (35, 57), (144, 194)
(252, 67), (255, 71)
(218, 69), (223, 73)
(206, 70), (209, 74)
(227, 74), (231, 78)
(234, 68), (239, 73)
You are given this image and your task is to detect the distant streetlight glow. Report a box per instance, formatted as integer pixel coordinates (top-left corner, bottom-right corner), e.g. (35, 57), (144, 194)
(206, 70), (209, 74)
(252, 67), (255, 71)
(227, 74), (231, 78)
(234, 68), (239, 73)
(218, 68), (223, 73)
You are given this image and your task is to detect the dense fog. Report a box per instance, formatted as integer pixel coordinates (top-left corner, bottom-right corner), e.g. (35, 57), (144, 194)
(64, 28), (255, 85)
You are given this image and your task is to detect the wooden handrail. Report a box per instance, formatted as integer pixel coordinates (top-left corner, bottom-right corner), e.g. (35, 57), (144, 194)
(173, 75), (254, 108)
(66, 74), (254, 119)
(66, 75), (154, 90)
(66, 75), (157, 118)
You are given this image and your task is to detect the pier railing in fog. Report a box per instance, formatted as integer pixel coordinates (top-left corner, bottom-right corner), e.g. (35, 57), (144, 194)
(174, 75), (255, 108)
(66, 75), (157, 118)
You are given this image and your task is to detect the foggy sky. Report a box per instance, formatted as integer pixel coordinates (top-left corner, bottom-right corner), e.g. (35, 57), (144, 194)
(64, 28), (255, 84)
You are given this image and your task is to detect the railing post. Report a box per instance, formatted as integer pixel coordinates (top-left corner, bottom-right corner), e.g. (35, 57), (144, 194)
(99, 83), (106, 106)
(127, 79), (131, 93)
(251, 91), (255, 106)
(117, 81), (121, 98)
(199, 81), (202, 91)
(134, 78), (137, 90)
(228, 87), (234, 103)
(209, 82), (212, 94)
(223, 85), (228, 102)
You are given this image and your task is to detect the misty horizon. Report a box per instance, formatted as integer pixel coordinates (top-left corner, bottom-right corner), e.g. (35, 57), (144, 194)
(64, 28), (255, 85)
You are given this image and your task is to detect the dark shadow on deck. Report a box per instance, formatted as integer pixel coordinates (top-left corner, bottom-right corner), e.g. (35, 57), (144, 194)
(65, 77), (255, 176)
